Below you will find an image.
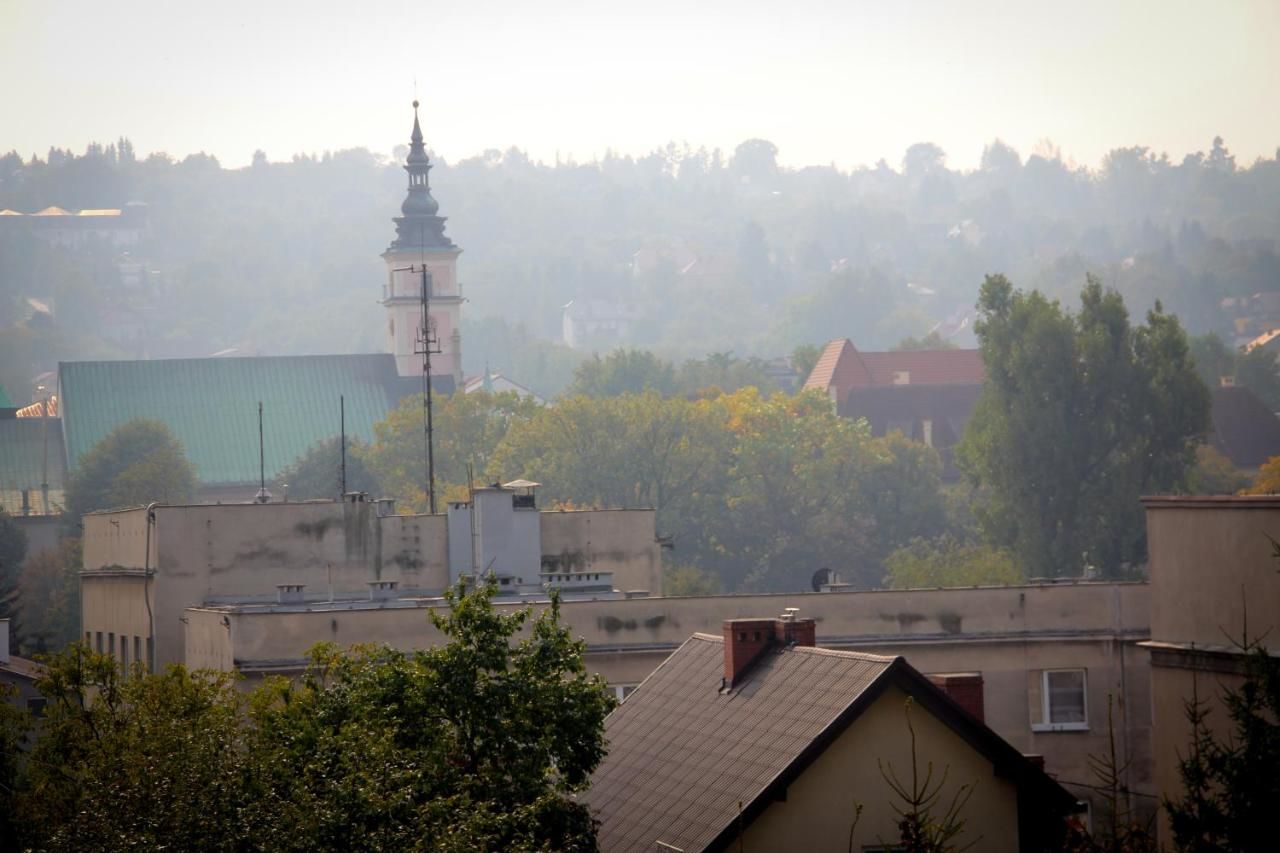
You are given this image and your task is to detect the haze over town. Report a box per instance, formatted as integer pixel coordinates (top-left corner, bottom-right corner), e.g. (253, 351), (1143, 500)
(3, 3), (1280, 851)
(5, 0), (1279, 170)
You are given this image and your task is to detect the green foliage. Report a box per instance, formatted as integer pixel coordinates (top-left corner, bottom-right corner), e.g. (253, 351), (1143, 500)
(357, 386), (949, 592)
(275, 435), (380, 500)
(16, 537), (81, 653)
(4, 138), (1280, 376)
(790, 343), (823, 383)
(1164, 645), (1280, 852)
(0, 682), (31, 848)
(662, 564), (722, 597)
(883, 537), (1021, 589)
(567, 348), (784, 399)
(1186, 445), (1249, 495)
(247, 580), (613, 852)
(568, 349), (678, 397)
(893, 331), (958, 351)
(64, 419), (196, 525)
(957, 275), (1210, 578)
(363, 390), (541, 512)
(1234, 346), (1280, 410)
(20, 646), (248, 852)
(0, 509), (26, 622)
(6, 580), (613, 851)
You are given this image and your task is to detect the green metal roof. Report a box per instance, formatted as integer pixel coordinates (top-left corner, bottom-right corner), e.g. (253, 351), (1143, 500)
(59, 354), (410, 487)
(0, 416), (66, 515)
(0, 384), (14, 409)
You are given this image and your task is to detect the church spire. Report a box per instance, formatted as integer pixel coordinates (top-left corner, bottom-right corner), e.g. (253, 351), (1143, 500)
(389, 100), (453, 251)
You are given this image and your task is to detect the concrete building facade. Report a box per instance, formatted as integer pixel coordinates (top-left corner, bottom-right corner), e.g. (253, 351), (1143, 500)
(81, 490), (662, 671)
(1140, 495), (1280, 845)
(174, 580), (1150, 823)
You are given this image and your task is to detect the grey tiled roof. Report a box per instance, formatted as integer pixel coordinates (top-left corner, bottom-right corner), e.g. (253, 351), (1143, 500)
(583, 634), (896, 853)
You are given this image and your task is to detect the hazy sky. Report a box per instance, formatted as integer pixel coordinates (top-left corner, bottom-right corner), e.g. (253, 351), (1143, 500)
(4, 0), (1278, 171)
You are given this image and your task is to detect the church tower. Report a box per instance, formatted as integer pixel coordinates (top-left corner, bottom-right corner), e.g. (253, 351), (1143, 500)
(382, 101), (463, 386)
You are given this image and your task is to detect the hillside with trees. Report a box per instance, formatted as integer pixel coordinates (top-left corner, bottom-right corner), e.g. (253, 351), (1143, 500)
(2, 136), (1278, 398)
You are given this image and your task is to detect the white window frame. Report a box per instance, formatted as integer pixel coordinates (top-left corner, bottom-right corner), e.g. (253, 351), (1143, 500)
(1033, 668), (1089, 732)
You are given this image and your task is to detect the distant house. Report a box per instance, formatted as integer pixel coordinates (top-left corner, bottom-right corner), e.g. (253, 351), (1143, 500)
(584, 614), (1078, 853)
(562, 299), (639, 350)
(58, 354), (426, 504)
(803, 338), (985, 478)
(806, 338), (1280, 478)
(462, 369), (545, 404)
(0, 203), (146, 248)
(0, 619), (44, 717)
(1207, 385), (1280, 470)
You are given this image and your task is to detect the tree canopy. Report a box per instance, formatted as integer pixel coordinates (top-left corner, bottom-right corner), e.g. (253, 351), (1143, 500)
(5, 135), (1280, 398)
(276, 435), (380, 501)
(0, 509), (27, 626)
(3, 579), (614, 852)
(957, 274), (1210, 578)
(63, 419), (196, 525)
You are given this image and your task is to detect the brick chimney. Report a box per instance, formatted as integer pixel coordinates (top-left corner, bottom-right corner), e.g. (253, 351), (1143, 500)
(723, 619), (775, 686)
(723, 613), (817, 687)
(928, 672), (985, 723)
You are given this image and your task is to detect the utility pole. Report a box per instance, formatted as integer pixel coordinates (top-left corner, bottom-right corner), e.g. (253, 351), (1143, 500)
(395, 263), (441, 514)
(37, 383), (49, 513)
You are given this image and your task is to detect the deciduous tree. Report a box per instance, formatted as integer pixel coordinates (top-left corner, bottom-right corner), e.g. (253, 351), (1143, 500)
(63, 419), (196, 526)
(957, 275), (1210, 578)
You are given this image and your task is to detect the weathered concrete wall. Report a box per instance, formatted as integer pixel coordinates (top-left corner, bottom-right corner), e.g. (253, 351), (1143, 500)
(83, 507), (153, 570)
(1145, 497), (1280, 652)
(82, 502), (448, 667)
(80, 572), (152, 667)
(192, 581), (1150, 819)
(473, 488), (541, 580)
(744, 684), (1021, 853)
(1142, 496), (1280, 845)
(184, 608), (235, 672)
(539, 508), (661, 595)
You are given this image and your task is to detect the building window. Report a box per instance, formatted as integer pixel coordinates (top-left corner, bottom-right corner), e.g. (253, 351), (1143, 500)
(1032, 669), (1089, 732)
(108, 632), (115, 657)
(95, 632), (103, 653)
(134, 636), (142, 667)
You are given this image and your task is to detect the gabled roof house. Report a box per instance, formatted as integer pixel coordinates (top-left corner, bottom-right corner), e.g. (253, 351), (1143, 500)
(585, 614), (1078, 853)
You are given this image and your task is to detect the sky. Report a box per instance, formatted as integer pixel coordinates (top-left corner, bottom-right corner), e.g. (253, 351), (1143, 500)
(3, 0), (1278, 171)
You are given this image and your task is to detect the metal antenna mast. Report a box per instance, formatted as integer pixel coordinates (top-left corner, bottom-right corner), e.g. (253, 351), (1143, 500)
(339, 394), (347, 496)
(255, 401), (270, 503)
(395, 260), (441, 514)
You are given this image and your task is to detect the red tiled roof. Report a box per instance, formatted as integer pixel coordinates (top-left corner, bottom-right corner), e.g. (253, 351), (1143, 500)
(857, 349), (985, 387)
(803, 338), (985, 396)
(802, 338), (856, 391)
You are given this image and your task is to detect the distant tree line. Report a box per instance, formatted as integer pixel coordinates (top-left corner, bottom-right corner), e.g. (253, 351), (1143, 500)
(3, 133), (1280, 397)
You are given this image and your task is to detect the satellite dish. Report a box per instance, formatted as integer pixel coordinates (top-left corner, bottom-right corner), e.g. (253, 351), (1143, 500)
(811, 567), (832, 592)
